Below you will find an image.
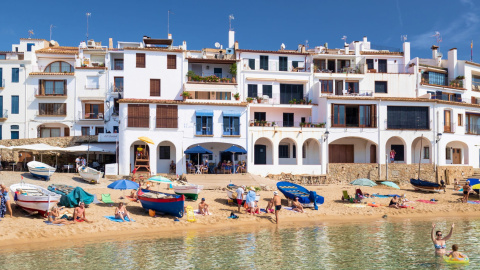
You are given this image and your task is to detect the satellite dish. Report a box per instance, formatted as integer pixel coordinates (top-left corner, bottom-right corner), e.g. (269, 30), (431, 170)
(215, 42), (221, 49)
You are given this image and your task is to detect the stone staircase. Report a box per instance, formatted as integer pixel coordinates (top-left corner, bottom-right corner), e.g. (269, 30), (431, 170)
(185, 173), (276, 190)
(458, 168), (480, 185)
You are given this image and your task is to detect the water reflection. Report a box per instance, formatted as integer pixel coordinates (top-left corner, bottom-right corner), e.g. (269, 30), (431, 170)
(1, 218), (479, 269)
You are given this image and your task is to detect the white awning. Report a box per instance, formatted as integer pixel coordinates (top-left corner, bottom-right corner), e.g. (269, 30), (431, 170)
(62, 144), (115, 154)
(11, 143), (64, 152)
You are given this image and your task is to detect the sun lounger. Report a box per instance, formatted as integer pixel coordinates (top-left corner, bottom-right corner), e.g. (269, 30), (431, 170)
(186, 206), (197, 222)
(342, 190), (354, 202)
(101, 194), (115, 204)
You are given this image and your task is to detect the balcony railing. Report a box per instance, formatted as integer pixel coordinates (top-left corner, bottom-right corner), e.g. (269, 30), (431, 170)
(366, 64), (412, 74)
(315, 64), (365, 74)
(242, 59), (308, 72)
(320, 91), (374, 97)
(443, 122), (456, 133)
(247, 95), (313, 105)
(0, 109), (8, 120)
(187, 75), (236, 84)
(78, 111), (104, 120)
(35, 87), (67, 97)
(194, 125), (213, 136)
(111, 84), (123, 93)
(0, 79), (4, 88)
(466, 124), (480, 135)
(472, 82), (480, 92)
(249, 121), (325, 128)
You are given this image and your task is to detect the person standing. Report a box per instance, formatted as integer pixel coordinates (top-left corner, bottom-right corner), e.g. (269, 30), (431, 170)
(389, 149), (396, 163)
(462, 180), (471, 203)
(431, 223), (454, 254)
(273, 191), (282, 224)
(235, 185), (245, 213)
(0, 183), (12, 218)
(75, 156), (81, 171)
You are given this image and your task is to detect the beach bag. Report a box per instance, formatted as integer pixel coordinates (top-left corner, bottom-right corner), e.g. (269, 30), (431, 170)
(149, 209), (155, 217)
(186, 206), (196, 222)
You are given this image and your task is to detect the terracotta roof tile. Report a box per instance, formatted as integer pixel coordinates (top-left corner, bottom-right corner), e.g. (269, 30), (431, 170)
(75, 67), (107, 70)
(123, 47), (183, 52)
(29, 72), (75, 76)
(360, 51), (403, 56)
(36, 47), (78, 55)
(20, 38), (48, 41)
(119, 98), (247, 107)
(237, 49), (308, 55)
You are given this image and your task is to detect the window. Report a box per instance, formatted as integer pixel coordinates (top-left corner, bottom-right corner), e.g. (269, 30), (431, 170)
(248, 59), (255, 70)
(196, 116), (213, 135)
(84, 103), (104, 119)
(366, 59), (374, 70)
(114, 59), (124, 70)
(391, 145), (404, 161)
(0, 68), (3, 87)
(215, 92), (231, 100)
(86, 76), (99, 89)
(44, 61), (74, 73)
(293, 145), (296, 158)
(458, 114), (463, 126)
(167, 55), (176, 69)
(283, 113), (294, 127)
(10, 125), (19, 139)
(27, 43), (34, 52)
(262, 85), (272, 98)
(159, 146), (170, 159)
(113, 126), (119, 133)
(280, 84), (303, 104)
(260, 55), (269, 70)
(38, 103), (66, 116)
(375, 81), (388, 93)
(248, 84), (258, 98)
(223, 116), (240, 135)
(113, 98), (119, 115)
(446, 148), (451, 160)
(423, 147), (430, 159)
(387, 106), (429, 129)
(214, 68), (222, 78)
(422, 71), (447, 86)
(378, 59), (387, 73)
(81, 127), (90, 136)
(346, 81), (359, 94)
(136, 53), (146, 68)
(127, 104), (149, 128)
(0, 54), (5, 60)
(332, 104), (376, 128)
(254, 112), (266, 121)
(12, 68), (19, 83)
(433, 91), (461, 102)
(279, 145), (289, 158)
(38, 80), (66, 95)
(11, 96), (19, 114)
(95, 127), (104, 135)
(40, 128), (60, 138)
(466, 113), (480, 135)
(279, 56), (288, 71)
(156, 105), (178, 128)
(320, 80), (333, 93)
(114, 77), (123, 92)
(150, 79), (161, 96)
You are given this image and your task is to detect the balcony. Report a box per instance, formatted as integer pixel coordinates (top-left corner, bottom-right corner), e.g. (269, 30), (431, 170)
(466, 124), (480, 135)
(421, 77), (466, 91)
(243, 59), (308, 72)
(0, 109), (8, 121)
(320, 90), (374, 97)
(0, 79), (4, 89)
(443, 122), (456, 133)
(314, 64), (365, 74)
(247, 95), (314, 108)
(78, 111), (104, 121)
(249, 120), (325, 128)
(35, 87), (67, 98)
(365, 64), (412, 74)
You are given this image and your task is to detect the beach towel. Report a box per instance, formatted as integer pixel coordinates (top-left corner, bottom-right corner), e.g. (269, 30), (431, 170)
(416, 200), (437, 204)
(193, 210), (212, 216)
(126, 196), (138, 202)
(103, 216), (134, 222)
(372, 194), (390, 198)
(284, 207), (305, 212)
(400, 205), (414, 209)
(92, 194), (102, 204)
(388, 194), (400, 197)
(346, 204), (366, 208)
(101, 194), (115, 204)
(467, 201), (480, 204)
(44, 221), (64, 226)
(260, 208), (274, 213)
(367, 203), (381, 207)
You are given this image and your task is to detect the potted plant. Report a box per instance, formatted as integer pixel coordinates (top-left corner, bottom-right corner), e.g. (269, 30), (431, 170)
(272, 121), (276, 127)
(181, 91), (190, 101)
(246, 97), (254, 103)
(233, 93), (240, 101)
(255, 120), (260, 126)
(300, 122), (306, 127)
(292, 98), (297, 104)
(224, 78), (231, 83)
(262, 120), (267, 126)
(187, 71), (195, 81)
(289, 100), (294, 104)
(249, 120), (254, 127)
(319, 123), (325, 128)
(308, 99), (312, 105)
(230, 63), (237, 83)
(256, 96), (263, 103)
(267, 122), (271, 127)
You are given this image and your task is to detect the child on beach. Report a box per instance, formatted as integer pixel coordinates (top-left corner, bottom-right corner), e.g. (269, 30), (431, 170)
(447, 244), (467, 260)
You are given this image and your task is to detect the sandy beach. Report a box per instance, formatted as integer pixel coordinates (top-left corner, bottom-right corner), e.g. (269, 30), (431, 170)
(1, 171), (479, 250)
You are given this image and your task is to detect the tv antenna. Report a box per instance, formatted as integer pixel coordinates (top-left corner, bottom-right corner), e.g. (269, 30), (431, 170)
(86, 13), (91, 39)
(50, 24), (56, 40)
(168, 10), (175, 36)
(229, 14), (234, 31)
(401, 35), (407, 43)
(28, 30), (34, 38)
(214, 42), (221, 49)
(305, 40), (309, 50)
(432, 31), (442, 47)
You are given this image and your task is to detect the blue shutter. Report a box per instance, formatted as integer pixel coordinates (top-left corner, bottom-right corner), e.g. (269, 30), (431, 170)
(196, 116), (201, 135)
(206, 116), (212, 135)
(223, 116), (229, 135)
(11, 96), (19, 114)
(12, 68), (19, 83)
(233, 117), (240, 135)
(27, 43), (34, 52)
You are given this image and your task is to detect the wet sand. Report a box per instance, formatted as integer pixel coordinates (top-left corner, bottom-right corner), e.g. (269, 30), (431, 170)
(0, 171), (479, 250)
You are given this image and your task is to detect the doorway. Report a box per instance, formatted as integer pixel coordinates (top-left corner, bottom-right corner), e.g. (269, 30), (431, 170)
(391, 145), (404, 162)
(453, 148), (461, 164)
(329, 145), (354, 163)
(254, 145), (267, 164)
(335, 80), (343, 95)
(370, 145), (377, 163)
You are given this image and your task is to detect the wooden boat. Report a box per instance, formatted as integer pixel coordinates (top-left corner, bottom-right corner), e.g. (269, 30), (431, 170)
(78, 166), (102, 184)
(137, 189), (184, 218)
(226, 184), (261, 203)
(276, 181), (325, 207)
(10, 182), (61, 216)
(173, 182), (203, 200)
(410, 179), (443, 193)
(27, 161), (55, 180)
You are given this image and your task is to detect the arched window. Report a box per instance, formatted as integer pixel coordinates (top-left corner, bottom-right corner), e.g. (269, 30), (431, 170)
(44, 61), (74, 73)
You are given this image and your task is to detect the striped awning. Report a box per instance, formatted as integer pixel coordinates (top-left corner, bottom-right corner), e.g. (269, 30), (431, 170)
(195, 110), (213, 117)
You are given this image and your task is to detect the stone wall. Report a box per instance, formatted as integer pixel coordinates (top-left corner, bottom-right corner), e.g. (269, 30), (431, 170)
(266, 173), (328, 185)
(437, 166), (474, 184)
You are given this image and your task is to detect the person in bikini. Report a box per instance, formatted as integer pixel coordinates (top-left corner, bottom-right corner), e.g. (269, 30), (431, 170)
(47, 206), (75, 225)
(431, 223), (454, 254)
(273, 191), (282, 224)
(389, 196), (400, 209)
(74, 202), (93, 223)
(462, 181), (471, 203)
(291, 197), (304, 213)
(115, 202), (132, 221)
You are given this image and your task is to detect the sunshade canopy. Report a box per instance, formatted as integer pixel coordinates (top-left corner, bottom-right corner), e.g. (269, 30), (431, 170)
(184, 145), (213, 154)
(350, 178), (377, 187)
(11, 143), (64, 152)
(148, 175), (173, 184)
(223, 145), (247, 154)
(107, 179), (139, 190)
(381, 181), (400, 189)
(138, 137), (154, 145)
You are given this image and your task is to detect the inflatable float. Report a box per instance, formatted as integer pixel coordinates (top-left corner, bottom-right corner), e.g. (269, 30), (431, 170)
(443, 254), (469, 264)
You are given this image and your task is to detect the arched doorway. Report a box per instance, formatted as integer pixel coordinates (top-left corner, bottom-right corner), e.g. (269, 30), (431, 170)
(130, 141), (150, 173)
(386, 136), (407, 163)
(329, 137), (377, 163)
(411, 136), (432, 164)
(254, 137), (273, 165)
(446, 141), (469, 165)
(278, 138), (297, 165)
(303, 138), (321, 165)
(157, 141), (176, 174)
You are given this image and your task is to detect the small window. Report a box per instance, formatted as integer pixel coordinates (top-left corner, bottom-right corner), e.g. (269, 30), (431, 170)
(248, 84), (258, 98)
(114, 59), (124, 70)
(150, 79), (161, 96)
(11, 125), (19, 130)
(423, 147), (430, 159)
(81, 127), (90, 136)
(44, 61), (74, 73)
(27, 43), (34, 52)
(366, 59), (374, 70)
(375, 81), (388, 93)
(262, 85), (272, 98)
(223, 116), (240, 136)
(136, 53), (146, 68)
(320, 80), (333, 93)
(11, 96), (19, 114)
(260, 55), (269, 70)
(86, 76), (99, 89)
(12, 68), (19, 83)
(159, 146), (170, 159)
(254, 112), (266, 121)
(446, 148), (451, 160)
(95, 127), (104, 135)
(0, 54), (6, 60)
(279, 57), (288, 71)
(458, 114), (463, 126)
(214, 68), (222, 78)
(11, 125), (19, 139)
(279, 145), (289, 158)
(167, 55), (176, 69)
(248, 59), (255, 70)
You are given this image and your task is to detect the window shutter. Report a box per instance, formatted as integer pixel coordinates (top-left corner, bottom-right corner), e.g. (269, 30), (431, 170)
(150, 79), (160, 96)
(136, 53), (145, 68)
(167, 55), (176, 69)
(85, 104), (91, 119)
(99, 103), (104, 115)
(64, 127), (70, 137)
(128, 104), (135, 127)
(39, 80), (43, 95)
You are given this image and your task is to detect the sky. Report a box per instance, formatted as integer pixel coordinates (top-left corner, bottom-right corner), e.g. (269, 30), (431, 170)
(0, 0), (477, 61)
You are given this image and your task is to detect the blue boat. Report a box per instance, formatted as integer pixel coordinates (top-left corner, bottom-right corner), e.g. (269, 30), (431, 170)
(468, 178), (480, 194)
(137, 189), (184, 218)
(410, 179), (443, 193)
(276, 181), (324, 206)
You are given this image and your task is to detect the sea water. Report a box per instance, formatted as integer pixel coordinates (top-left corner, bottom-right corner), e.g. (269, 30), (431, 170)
(1, 217), (479, 269)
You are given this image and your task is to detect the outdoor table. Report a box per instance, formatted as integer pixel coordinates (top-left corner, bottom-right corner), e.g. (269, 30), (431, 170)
(63, 164), (73, 173)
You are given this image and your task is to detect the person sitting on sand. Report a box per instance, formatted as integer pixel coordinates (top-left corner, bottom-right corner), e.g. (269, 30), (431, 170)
(273, 191), (282, 224)
(198, 198), (210, 216)
(74, 202), (93, 223)
(389, 196), (400, 209)
(447, 244), (467, 260)
(453, 178), (460, 191)
(130, 189), (139, 201)
(48, 206), (75, 225)
(292, 197), (304, 213)
(0, 183), (13, 218)
(431, 223), (454, 254)
(462, 181), (471, 203)
(115, 202), (132, 222)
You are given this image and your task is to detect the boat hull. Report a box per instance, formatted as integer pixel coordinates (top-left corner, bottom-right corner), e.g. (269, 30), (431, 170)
(10, 183), (61, 216)
(276, 181), (325, 206)
(173, 184), (203, 200)
(410, 179), (443, 193)
(226, 189), (261, 203)
(137, 189), (184, 218)
(27, 161), (55, 180)
(78, 167), (101, 184)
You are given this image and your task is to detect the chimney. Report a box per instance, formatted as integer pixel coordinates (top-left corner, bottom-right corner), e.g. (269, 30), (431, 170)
(234, 41), (239, 50)
(363, 36), (368, 43)
(403, 42), (410, 67)
(168, 33), (172, 40)
(182, 41), (187, 50)
(301, 45), (306, 53)
(228, 30), (235, 49)
(109, 38), (113, 49)
(344, 43), (349, 54)
(448, 48), (458, 80)
(431, 45), (439, 59)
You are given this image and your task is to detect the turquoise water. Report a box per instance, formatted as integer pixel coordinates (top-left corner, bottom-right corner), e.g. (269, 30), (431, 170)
(1, 218), (479, 269)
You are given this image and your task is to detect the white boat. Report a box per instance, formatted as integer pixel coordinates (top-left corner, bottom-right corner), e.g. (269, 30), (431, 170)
(27, 161), (56, 180)
(226, 185), (261, 202)
(10, 182), (61, 216)
(173, 183), (203, 200)
(78, 166), (102, 184)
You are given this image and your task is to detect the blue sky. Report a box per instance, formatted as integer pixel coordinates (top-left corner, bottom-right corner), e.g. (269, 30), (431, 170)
(0, 0), (476, 60)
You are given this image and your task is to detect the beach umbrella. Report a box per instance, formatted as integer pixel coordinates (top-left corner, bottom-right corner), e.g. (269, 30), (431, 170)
(471, 184), (480, 190)
(138, 137), (154, 145)
(108, 179), (139, 190)
(184, 145), (213, 166)
(381, 181), (400, 189)
(223, 145), (247, 174)
(350, 178), (377, 187)
(148, 175), (173, 190)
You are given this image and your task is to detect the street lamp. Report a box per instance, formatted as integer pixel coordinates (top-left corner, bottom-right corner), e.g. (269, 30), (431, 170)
(436, 132), (442, 143)
(323, 131), (330, 142)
